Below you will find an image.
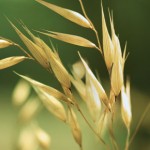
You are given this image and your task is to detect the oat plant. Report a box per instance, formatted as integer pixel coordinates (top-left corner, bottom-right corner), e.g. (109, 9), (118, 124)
(0, 0), (150, 150)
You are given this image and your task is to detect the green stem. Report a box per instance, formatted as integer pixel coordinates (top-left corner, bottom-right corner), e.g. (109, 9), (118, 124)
(125, 128), (130, 150)
(14, 43), (33, 59)
(109, 112), (119, 150)
(129, 102), (150, 147)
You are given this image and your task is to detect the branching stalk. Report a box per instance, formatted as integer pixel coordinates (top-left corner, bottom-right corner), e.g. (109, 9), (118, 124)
(78, 0), (102, 52)
(14, 43), (33, 59)
(75, 103), (111, 150)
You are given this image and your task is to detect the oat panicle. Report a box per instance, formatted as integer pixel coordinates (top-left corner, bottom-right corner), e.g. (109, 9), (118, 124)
(1, 1), (146, 150)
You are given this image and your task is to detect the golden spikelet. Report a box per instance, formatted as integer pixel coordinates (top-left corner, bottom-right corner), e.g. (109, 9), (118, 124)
(0, 56), (27, 70)
(121, 79), (132, 129)
(79, 53), (110, 110)
(37, 30), (98, 49)
(37, 90), (67, 122)
(102, 5), (114, 70)
(47, 48), (71, 89)
(15, 72), (72, 104)
(0, 38), (13, 48)
(86, 73), (101, 122)
(111, 57), (123, 96)
(36, 0), (92, 28)
(8, 20), (49, 69)
(96, 111), (109, 136)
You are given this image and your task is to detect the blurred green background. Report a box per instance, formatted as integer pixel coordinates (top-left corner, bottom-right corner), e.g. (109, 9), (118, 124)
(0, 0), (150, 150)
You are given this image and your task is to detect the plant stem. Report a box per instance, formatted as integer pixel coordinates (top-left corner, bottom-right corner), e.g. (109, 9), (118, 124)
(92, 28), (102, 52)
(128, 102), (150, 147)
(75, 103), (110, 150)
(109, 112), (119, 150)
(78, 0), (102, 52)
(14, 43), (33, 59)
(125, 128), (130, 150)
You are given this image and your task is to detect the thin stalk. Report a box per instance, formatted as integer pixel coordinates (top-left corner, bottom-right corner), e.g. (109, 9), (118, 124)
(75, 103), (111, 150)
(78, 0), (102, 52)
(109, 112), (119, 150)
(129, 102), (150, 147)
(125, 128), (130, 150)
(14, 43), (33, 59)
(63, 88), (105, 145)
(92, 28), (102, 52)
(0, 36), (33, 59)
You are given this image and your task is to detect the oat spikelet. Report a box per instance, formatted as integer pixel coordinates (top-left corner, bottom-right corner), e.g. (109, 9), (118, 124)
(21, 23), (54, 71)
(79, 53), (110, 110)
(68, 108), (82, 148)
(36, 0), (92, 29)
(0, 38), (13, 48)
(47, 49), (71, 89)
(37, 30), (97, 49)
(8, 20), (49, 68)
(12, 79), (31, 106)
(0, 56), (27, 70)
(19, 97), (40, 123)
(102, 5), (114, 70)
(111, 57), (123, 96)
(70, 75), (86, 101)
(121, 79), (132, 129)
(97, 111), (109, 136)
(110, 14), (124, 96)
(34, 126), (51, 150)
(15, 72), (72, 104)
(86, 76), (101, 122)
(110, 16), (122, 62)
(38, 90), (67, 122)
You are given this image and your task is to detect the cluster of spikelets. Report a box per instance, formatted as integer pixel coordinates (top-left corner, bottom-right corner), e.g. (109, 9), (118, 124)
(0, 0), (132, 150)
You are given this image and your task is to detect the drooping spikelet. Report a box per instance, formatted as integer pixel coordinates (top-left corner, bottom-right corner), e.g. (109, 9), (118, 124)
(79, 53), (110, 110)
(85, 72), (101, 122)
(0, 38), (13, 48)
(0, 56), (27, 70)
(37, 30), (98, 49)
(36, 0), (92, 29)
(37, 90), (67, 122)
